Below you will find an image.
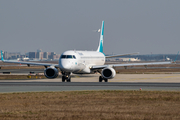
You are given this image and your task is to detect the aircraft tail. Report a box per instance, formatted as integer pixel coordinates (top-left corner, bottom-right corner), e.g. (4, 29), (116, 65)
(97, 21), (104, 53)
(174, 51), (179, 62)
(1, 50), (4, 61)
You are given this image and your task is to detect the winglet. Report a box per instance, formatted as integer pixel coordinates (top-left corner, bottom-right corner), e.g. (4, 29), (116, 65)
(174, 51), (179, 62)
(1, 50), (4, 61)
(97, 21), (104, 53)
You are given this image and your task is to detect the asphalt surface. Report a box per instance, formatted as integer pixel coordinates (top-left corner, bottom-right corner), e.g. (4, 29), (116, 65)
(0, 82), (180, 93)
(0, 72), (180, 93)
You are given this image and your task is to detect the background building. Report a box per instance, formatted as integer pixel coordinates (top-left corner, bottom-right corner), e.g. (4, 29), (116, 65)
(29, 52), (36, 59)
(27, 49), (60, 60)
(43, 52), (48, 59)
(0, 51), (21, 60)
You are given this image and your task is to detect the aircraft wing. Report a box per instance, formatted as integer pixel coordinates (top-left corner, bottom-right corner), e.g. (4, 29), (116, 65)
(106, 52), (139, 58)
(91, 61), (173, 69)
(2, 60), (59, 68)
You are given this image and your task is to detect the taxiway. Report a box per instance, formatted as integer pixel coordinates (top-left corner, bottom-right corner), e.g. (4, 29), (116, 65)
(0, 74), (180, 93)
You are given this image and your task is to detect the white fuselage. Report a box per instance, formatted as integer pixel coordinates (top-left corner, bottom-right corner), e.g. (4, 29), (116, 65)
(59, 50), (105, 74)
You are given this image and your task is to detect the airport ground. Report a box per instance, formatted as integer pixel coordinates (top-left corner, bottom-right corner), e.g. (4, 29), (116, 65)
(0, 61), (180, 80)
(0, 61), (180, 119)
(0, 61), (180, 92)
(0, 91), (180, 120)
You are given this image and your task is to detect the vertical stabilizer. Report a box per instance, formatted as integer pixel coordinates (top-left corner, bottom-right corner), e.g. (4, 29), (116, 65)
(174, 51), (179, 62)
(97, 21), (104, 53)
(1, 50), (4, 61)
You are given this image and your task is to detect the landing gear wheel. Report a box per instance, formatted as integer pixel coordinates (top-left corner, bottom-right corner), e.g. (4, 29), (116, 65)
(104, 79), (108, 82)
(67, 76), (71, 82)
(99, 76), (108, 82)
(61, 72), (71, 82)
(62, 76), (65, 82)
(99, 76), (103, 82)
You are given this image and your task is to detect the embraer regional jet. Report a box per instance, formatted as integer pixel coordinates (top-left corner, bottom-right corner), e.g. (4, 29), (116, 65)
(1, 21), (173, 82)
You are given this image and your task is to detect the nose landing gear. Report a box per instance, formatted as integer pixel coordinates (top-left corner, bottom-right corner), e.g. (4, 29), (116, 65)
(61, 72), (71, 82)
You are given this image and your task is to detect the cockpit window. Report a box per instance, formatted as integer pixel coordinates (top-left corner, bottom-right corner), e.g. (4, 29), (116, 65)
(73, 55), (76, 59)
(67, 55), (73, 58)
(61, 55), (66, 58)
(61, 55), (76, 59)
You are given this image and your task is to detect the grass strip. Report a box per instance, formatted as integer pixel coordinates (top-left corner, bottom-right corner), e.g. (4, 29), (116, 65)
(0, 90), (179, 120)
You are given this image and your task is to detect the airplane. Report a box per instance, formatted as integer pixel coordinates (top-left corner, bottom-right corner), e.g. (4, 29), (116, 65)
(1, 21), (174, 82)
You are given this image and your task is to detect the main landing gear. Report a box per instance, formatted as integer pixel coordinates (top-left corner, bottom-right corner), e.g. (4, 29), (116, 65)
(61, 72), (71, 82)
(99, 76), (108, 82)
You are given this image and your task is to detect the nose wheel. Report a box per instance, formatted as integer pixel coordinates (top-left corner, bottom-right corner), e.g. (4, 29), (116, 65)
(62, 72), (71, 82)
(62, 76), (71, 82)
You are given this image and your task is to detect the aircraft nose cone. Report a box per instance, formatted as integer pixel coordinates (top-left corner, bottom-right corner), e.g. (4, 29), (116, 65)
(59, 60), (71, 71)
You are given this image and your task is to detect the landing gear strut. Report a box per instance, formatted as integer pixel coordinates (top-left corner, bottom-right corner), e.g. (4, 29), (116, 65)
(99, 76), (108, 82)
(61, 72), (71, 82)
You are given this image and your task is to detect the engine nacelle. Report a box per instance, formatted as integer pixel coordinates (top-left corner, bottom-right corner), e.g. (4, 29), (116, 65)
(44, 67), (59, 79)
(101, 67), (116, 79)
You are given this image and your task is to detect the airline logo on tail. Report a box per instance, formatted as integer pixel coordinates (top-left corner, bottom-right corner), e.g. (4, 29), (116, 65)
(97, 21), (104, 53)
(1, 50), (3, 61)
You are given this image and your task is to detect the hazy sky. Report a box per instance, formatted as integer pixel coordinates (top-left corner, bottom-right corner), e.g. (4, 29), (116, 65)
(1, 0), (180, 54)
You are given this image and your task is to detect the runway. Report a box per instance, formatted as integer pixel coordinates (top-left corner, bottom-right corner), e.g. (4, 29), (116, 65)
(0, 82), (180, 93)
(0, 74), (180, 93)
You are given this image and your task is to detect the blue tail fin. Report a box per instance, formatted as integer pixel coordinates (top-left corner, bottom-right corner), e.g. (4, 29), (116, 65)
(97, 21), (104, 53)
(174, 51), (179, 62)
(1, 50), (4, 61)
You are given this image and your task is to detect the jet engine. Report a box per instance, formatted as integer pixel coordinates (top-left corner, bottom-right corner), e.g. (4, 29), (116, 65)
(44, 67), (59, 79)
(101, 67), (116, 79)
